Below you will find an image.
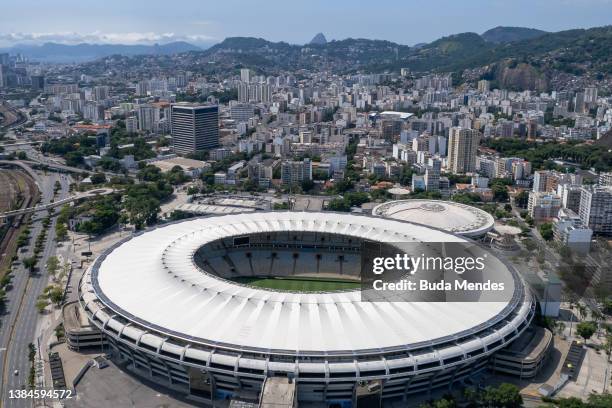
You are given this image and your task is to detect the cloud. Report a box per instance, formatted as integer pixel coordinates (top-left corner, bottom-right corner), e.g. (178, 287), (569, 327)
(0, 31), (216, 47)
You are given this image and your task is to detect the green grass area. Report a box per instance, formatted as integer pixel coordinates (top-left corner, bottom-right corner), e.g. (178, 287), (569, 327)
(231, 276), (361, 292)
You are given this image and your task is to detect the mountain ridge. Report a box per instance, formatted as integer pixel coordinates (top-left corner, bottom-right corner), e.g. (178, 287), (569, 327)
(0, 41), (202, 62)
(481, 26), (548, 43)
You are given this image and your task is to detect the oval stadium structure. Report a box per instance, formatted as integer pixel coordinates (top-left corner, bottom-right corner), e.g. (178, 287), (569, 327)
(79, 211), (534, 405)
(371, 200), (495, 238)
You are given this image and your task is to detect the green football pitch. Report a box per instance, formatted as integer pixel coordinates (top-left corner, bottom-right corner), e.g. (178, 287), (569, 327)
(231, 276), (361, 292)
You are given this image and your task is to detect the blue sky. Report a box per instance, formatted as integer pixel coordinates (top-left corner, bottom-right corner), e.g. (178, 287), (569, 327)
(1, 0), (611, 47)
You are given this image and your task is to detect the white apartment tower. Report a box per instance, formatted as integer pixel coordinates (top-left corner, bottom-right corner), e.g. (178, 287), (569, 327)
(447, 127), (480, 174)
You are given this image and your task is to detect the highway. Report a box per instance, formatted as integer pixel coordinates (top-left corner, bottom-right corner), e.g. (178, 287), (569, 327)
(0, 104), (27, 131)
(1, 143), (124, 178)
(0, 170), (70, 408)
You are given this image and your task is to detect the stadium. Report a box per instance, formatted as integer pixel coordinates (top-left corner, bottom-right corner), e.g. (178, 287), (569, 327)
(78, 211), (535, 406)
(371, 200), (496, 238)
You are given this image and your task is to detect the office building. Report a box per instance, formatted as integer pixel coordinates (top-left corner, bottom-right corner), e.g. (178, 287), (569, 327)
(171, 103), (219, 155)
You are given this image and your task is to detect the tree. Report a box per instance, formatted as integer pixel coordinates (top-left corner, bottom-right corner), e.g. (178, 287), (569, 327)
(22, 256), (37, 273)
(327, 198), (351, 212)
(556, 397), (587, 408)
(0, 288), (7, 311)
(419, 397), (456, 408)
(490, 179), (511, 202)
(124, 194), (161, 230)
(576, 321), (597, 343)
(603, 335), (612, 362)
(55, 222), (68, 241)
(35, 299), (49, 313)
(90, 172), (107, 185)
(481, 383), (522, 408)
(514, 190), (529, 208)
(587, 391), (612, 407)
(47, 256), (59, 276)
(48, 287), (64, 305)
(539, 222), (554, 240)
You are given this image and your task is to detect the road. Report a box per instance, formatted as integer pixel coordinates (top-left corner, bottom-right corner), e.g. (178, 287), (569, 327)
(0, 104), (26, 131)
(0, 171), (70, 408)
(1, 143), (124, 179)
(0, 186), (114, 219)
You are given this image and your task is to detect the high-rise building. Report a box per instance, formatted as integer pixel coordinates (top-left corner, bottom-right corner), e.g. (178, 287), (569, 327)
(126, 116), (138, 134)
(478, 157), (496, 178)
(240, 68), (251, 83)
(447, 127), (480, 174)
(574, 92), (586, 114)
(424, 158), (441, 192)
(136, 81), (149, 96)
(230, 103), (255, 123)
(584, 87), (598, 106)
(477, 79), (490, 93)
(598, 172), (612, 187)
(553, 208), (592, 255)
(237, 82), (249, 102)
(93, 85), (110, 101)
(281, 158), (312, 186)
(137, 104), (155, 132)
(579, 186), (612, 236)
(533, 170), (560, 193)
(171, 103), (219, 155)
(557, 184), (582, 213)
(527, 119), (538, 140)
(528, 192), (562, 222)
(30, 74), (45, 91)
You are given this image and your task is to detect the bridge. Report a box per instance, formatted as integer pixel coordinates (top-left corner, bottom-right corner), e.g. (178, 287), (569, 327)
(0, 188), (114, 219)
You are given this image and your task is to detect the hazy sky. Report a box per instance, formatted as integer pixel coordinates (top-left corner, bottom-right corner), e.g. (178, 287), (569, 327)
(1, 0), (611, 47)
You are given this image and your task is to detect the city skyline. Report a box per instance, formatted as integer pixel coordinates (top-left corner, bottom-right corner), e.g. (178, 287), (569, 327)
(1, 0), (612, 48)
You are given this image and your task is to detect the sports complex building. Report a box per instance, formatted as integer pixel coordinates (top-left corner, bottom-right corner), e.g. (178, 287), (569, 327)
(77, 210), (538, 407)
(372, 200), (496, 239)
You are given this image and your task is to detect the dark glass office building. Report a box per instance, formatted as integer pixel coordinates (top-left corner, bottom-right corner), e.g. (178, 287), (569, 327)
(171, 103), (219, 154)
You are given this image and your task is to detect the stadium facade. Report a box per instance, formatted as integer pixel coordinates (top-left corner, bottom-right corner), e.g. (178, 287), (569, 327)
(79, 211), (534, 406)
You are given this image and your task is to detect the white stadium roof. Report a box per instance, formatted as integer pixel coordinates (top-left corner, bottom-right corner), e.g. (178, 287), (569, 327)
(372, 200), (495, 238)
(86, 212), (520, 354)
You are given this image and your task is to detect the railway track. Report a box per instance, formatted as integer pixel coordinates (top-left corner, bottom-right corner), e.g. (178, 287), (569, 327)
(0, 169), (38, 277)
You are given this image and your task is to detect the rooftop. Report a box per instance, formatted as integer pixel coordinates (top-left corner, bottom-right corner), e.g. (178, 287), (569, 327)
(372, 200), (495, 237)
(89, 211), (518, 354)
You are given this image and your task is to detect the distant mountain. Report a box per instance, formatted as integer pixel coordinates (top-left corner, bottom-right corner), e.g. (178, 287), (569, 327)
(481, 26), (548, 43)
(193, 25), (612, 81)
(0, 41), (201, 62)
(310, 33), (327, 45)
